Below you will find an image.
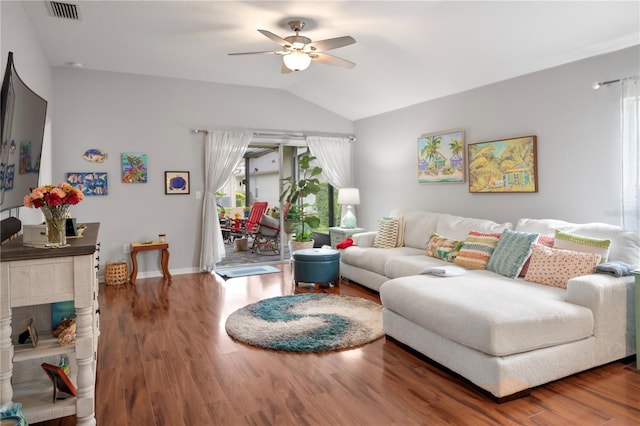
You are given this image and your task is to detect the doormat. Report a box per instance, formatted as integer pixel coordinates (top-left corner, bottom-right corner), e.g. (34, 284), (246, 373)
(225, 294), (384, 353)
(216, 264), (281, 278)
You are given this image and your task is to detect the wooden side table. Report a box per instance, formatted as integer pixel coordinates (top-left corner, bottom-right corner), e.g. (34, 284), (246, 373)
(633, 270), (639, 370)
(130, 241), (171, 284)
(329, 226), (365, 248)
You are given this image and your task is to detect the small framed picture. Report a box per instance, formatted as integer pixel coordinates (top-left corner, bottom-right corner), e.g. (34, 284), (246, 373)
(28, 318), (38, 348)
(165, 171), (190, 195)
(41, 362), (78, 397)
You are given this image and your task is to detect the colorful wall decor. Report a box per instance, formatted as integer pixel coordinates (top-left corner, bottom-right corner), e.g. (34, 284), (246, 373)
(82, 149), (108, 163)
(468, 135), (538, 193)
(66, 172), (109, 196)
(164, 171), (190, 195)
(418, 130), (465, 183)
(121, 153), (147, 183)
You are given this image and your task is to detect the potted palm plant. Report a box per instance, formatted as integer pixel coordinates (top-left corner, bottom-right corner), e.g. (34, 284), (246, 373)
(280, 153), (322, 251)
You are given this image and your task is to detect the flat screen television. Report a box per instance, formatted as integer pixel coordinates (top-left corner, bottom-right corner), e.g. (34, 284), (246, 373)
(1, 52), (48, 242)
(1, 51), (48, 211)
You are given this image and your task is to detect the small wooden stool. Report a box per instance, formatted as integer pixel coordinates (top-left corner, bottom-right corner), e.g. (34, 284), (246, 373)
(130, 242), (171, 285)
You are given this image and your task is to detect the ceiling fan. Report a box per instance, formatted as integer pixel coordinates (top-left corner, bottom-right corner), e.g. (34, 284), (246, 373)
(228, 20), (356, 73)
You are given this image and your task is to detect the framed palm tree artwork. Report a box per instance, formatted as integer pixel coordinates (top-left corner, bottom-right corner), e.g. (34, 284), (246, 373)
(418, 130), (465, 183)
(468, 135), (538, 193)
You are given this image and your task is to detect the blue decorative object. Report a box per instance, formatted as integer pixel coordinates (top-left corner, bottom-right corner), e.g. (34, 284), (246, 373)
(0, 402), (28, 426)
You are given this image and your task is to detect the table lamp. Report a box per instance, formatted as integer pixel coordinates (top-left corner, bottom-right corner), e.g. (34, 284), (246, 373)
(338, 188), (360, 229)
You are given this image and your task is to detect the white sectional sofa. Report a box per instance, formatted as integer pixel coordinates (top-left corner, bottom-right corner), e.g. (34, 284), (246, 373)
(339, 208), (639, 399)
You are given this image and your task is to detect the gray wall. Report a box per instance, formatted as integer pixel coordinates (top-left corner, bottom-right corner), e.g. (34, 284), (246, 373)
(353, 46), (640, 231)
(52, 68), (352, 276)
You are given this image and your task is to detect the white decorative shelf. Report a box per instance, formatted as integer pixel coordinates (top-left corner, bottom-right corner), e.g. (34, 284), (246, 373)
(12, 374), (78, 424)
(13, 333), (74, 363)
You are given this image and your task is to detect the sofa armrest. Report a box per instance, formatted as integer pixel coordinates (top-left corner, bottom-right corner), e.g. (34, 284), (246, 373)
(566, 274), (636, 358)
(352, 231), (377, 247)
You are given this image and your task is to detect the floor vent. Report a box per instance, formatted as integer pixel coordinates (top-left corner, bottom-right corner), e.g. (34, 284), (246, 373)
(46, 1), (81, 20)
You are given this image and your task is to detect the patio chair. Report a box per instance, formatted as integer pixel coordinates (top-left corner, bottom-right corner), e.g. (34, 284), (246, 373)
(252, 214), (281, 254)
(251, 203), (290, 254)
(227, 201), (268, 240)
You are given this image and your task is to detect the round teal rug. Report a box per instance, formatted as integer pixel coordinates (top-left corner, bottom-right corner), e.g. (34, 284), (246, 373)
(225, 293), (384, 353)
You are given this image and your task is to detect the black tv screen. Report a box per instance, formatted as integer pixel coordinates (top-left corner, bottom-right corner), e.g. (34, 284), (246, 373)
(1, 51), (48, 211)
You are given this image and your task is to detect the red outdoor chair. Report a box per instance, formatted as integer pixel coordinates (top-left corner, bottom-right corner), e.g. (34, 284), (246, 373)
(241, 201), (268, 238)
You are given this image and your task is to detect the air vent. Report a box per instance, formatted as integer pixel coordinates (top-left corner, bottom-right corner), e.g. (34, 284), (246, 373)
(46, 1), (81, 20)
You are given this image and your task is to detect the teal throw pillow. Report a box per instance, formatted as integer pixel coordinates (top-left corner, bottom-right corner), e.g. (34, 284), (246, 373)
(487, 229), (539, 278)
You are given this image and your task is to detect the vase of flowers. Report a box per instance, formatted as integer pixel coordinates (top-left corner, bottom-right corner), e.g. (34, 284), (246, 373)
(23, 183), (84, 247)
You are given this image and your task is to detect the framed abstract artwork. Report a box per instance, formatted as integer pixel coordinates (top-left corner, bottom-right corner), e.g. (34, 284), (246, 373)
(165, 171), (190, 195)
(468, 135), (538, 193)
(66, 172), (108, 196)
(122, 153), (147, 183)
(417, 130), (465, 183)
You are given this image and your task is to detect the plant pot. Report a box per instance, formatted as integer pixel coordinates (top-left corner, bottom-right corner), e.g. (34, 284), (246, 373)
(284, 220), (297, 235)
(289, 239), (314, 254)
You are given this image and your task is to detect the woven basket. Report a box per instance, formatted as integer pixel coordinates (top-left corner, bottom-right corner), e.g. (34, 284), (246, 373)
(105, 261), (129, 285)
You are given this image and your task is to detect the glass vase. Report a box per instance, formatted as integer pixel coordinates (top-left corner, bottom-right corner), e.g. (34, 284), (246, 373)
(41, 204), (70, 247)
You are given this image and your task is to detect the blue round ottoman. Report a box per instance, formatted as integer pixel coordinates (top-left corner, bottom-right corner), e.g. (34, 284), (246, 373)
(292, 248), (340, 287)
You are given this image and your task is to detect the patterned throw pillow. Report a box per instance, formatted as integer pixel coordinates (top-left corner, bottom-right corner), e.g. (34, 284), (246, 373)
(519, 235), (554, 277)
(425, 232), (464, 262)
(524, 244), (602, 288)
(373, 218), (400, 249)
(553, 229), (611, 263)
(453, 230), (503, 270)
(383, 215), (405, 247)
(487, 229), (539, 278)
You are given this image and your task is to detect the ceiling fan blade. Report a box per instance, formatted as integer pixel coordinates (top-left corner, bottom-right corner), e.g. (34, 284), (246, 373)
(307, 36), (355, 52)
(228, 50), (282, 56)
(258, 29), (290, 47)
(310, 52), (356, 69)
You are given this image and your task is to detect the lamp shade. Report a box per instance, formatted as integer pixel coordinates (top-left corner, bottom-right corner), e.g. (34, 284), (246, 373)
(338, 188), (360, 205)
(283, 52), (311, 71)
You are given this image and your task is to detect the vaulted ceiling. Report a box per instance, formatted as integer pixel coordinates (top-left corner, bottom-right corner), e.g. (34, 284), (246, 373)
(21, 1), (640, 121)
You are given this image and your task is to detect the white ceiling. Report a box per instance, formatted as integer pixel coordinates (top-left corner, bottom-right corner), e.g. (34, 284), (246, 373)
(21, 1), (640, 121)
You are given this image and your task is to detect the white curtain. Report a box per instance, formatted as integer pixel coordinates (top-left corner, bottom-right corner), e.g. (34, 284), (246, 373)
(307, 136), (354, 225)
(622, 77), (640, 231)
(307, 136), (353, 188)
(200, 130), (252, 271)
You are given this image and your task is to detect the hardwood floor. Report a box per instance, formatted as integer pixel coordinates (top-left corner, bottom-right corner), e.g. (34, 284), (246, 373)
(35, 265), (640, 425)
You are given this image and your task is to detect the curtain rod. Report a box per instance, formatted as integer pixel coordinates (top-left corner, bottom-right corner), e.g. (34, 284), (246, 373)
(190, 128), (355, 141)
(592, 75), (638, 90)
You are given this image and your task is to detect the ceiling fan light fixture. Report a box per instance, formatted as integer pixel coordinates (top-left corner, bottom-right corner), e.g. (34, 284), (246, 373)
(283, 51), (311, 71)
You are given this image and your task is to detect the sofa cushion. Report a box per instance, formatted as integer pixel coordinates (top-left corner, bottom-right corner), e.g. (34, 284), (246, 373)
(436, 213), (512, 241)
(425, 232), (463, 262)
(524, 244), (601, 288)
(373, 217), (401, 248)
(519, 235), (554, 277)
(453, 231), (502, 270)
(340, 246), (424, 276)
(380, 273), (594, 357)
(389, 209), (443, 249)
(487, 229), (538, 278)
(515, 218), (640, 267)
(553, 229), (610, 263)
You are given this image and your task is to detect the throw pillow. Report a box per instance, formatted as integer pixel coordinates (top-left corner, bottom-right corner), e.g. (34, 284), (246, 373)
(524, 244), (602, 288)
(487, 229), (539, 278)
(452, 230), (503, 270)
(518, 235), (554, 277)
(425, 232), (464, 262)
(384, 215), (405, 247)
(373, 217), (400, 249)
(553, 229), (611, 263)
